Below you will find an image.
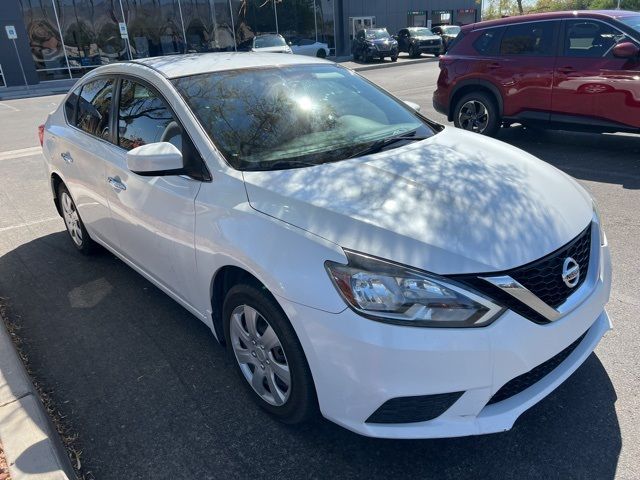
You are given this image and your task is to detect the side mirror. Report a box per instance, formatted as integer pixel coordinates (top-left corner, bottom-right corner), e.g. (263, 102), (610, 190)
(126, 142), (184, 176)
(612, 41), (640, 59)
(403, 100), (421, 112)
(288, 41), (293, 46)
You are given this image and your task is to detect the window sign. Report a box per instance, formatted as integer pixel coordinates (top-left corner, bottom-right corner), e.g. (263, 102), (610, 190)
(5, 25), (17, 40)
(119, 22), (128, 39)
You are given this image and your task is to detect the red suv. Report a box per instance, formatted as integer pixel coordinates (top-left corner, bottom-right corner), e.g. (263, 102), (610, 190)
(433, 10), (640, 136)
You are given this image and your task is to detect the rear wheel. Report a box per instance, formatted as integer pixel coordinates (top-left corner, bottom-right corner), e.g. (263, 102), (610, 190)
(316, 48), (327, 58)
(58, 183), (96, 255)
(223, 284), (318, 424)
(453, 91), (500, 136)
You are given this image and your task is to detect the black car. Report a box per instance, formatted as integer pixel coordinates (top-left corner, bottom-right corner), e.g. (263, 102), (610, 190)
(431, 25), (461, 52)
(352, 28), (398, 62)
(396, 27), (443, 57)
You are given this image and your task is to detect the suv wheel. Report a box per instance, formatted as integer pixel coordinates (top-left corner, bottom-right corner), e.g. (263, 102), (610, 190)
(223, 284), (318, 424)
(453, 91), (500, 136)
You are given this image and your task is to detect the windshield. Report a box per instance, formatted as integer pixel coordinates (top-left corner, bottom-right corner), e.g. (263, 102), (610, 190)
(173, 65), (435, 171)
(442, 26), (461, 35)
(365, 29), (390, 40)
(620, 15), (640, 33)
(410, 28), (434, 36)
(254, 35), (286, 48)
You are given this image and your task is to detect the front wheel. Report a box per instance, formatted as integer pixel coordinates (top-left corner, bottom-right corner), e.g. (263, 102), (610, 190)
(453, 91), (500, 136)
(391, 55), (398, 62)
(223, 284), (318, 424)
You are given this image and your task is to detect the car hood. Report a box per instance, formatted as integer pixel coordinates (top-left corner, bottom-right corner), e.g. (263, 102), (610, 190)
(414, 35), (441, 41)
(242, 127), (593, 274)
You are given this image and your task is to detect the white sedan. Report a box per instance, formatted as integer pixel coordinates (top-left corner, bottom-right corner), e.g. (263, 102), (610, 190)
(289, 38), (330, 58)
(40, 52), (611, 439)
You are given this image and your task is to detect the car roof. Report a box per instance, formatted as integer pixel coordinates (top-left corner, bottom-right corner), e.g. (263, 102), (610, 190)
(463, 9), (638, 32)
(129, 52), (330, 79)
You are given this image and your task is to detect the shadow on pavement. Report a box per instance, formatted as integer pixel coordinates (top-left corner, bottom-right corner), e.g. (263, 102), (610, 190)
(498, 127), (640, 190)
(0, 229), (621, 479)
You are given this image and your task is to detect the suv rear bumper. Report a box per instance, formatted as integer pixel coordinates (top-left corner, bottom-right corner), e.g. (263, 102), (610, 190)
(433, 91), (449, 117)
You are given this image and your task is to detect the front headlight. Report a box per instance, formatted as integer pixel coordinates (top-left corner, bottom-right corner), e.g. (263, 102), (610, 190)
(325, 251), (504, 327)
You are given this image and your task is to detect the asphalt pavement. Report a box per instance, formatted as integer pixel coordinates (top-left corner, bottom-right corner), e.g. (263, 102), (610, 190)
(0, 61), (638, 479)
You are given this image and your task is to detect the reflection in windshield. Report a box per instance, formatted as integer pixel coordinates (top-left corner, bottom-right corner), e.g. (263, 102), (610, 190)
(410, 28), (434, 37)
(254, 35), (287, 48)
(442, 26), (461, 35)
(173, 65), (433, 170)
(365, 29), (391, 40)
(620, 16), (640, 34)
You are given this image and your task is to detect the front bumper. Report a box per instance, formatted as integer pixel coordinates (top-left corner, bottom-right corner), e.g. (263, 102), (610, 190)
(278, 241), (612, 439)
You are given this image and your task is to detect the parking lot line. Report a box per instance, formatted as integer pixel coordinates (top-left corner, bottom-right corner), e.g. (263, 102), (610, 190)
(0, 217), (59, 233)
(0, 147), (42, 161)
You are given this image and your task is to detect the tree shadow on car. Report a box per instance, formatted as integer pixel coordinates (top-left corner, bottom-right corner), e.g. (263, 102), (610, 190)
(498, 127), (640, 190)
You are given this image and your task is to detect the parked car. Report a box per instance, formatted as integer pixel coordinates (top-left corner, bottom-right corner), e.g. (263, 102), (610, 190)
(434, 10), (640, 136)
(396, 27), (443, 57)
(352, 28), (398, 62)
(431, 25), (461, 52)
(251, 33), (292, 54)
(289, 38), (329, 58)
(41, 52), (611, 439)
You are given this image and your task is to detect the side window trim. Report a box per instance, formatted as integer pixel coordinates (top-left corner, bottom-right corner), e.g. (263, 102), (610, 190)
(113, 74), (212, 182)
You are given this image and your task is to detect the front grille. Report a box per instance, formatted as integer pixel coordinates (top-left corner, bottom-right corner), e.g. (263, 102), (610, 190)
(487, 329), (588, 405)
(510, 225), (591, 308)
(420, 40), (437, 46)
(366, 391), (464, 424)
(454, 224), (592, 324)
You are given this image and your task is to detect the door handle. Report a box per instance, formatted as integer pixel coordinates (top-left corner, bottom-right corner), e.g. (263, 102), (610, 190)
(61, 152), (73, 164)
(107, 176), (127, 192)
(557, 66), (576, 74)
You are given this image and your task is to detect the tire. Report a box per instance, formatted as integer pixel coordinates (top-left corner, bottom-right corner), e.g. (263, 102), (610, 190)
(316, 48), (327, 58)
(223, 284), (318, 424)
(57, 183), (97, 255)
(453, 91), (500, 136)
(391, 55), (398, 62)
(409, 44), (418, 58)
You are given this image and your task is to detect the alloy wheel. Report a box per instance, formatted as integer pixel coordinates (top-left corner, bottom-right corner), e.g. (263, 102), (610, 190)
(229, 304), (291, 406)
(458, 100), (490, 133)
(61, 192), (83, 247)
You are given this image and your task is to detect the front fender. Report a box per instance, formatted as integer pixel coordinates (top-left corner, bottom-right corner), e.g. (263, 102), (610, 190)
(192, 172), (348, 318)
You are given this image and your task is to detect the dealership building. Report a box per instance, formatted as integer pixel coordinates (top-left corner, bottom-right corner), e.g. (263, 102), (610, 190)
(0, 0), (479, 89)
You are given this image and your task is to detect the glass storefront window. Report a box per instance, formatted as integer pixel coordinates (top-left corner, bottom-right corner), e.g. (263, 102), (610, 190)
(230, 0), (277, 51)
(18, 0), (337, 83)
(19, 0), (71, 80)
(279, 0), (316, 46)
(56, 0), (128, 77)
(121, 0), (185, 58)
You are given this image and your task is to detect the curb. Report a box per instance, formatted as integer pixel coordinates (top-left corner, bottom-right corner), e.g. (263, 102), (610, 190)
(0, 317), (76, 479)
(344, 57), (439, 72)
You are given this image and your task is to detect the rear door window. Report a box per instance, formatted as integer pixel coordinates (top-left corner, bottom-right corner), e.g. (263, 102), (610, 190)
(473, 28), (504, 54)
(76, 78), (114, 140)
(499, 21), (555, 56)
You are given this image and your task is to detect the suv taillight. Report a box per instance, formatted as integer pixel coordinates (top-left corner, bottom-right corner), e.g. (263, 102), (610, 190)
(38, 124), (45, 147)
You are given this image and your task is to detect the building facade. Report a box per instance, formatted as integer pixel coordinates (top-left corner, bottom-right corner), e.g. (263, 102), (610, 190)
(0, 0), (479, 88)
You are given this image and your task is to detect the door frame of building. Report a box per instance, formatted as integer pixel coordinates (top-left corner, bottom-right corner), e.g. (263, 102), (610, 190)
(349, 16), (376, 40)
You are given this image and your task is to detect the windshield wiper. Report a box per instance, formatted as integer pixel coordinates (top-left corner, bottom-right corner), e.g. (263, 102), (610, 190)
(346, 132), (429, 159)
